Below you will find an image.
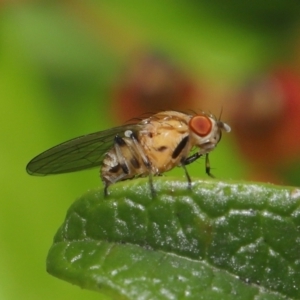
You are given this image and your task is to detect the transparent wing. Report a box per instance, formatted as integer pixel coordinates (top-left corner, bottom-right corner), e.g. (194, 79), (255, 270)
(26, 124), (141, 176)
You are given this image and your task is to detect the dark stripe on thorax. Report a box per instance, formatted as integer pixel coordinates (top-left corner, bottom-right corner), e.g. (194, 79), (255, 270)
(172, 136), (189, 159)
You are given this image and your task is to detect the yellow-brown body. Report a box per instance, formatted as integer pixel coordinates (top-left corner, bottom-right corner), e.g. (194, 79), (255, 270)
(26, 110), (230, 195)
(101, 111), (230, 190)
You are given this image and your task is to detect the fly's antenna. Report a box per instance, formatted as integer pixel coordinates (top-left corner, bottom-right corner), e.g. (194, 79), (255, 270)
(217, 106), (231, 132)
(218, 106), (223, 121)
(186, 108), (198, 115)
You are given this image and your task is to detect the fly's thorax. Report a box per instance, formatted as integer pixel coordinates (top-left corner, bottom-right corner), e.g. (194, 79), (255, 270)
(140, 110), (192, 127)
(138, 111), (192, 172)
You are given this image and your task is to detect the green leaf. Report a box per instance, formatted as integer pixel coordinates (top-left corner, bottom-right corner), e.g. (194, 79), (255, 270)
(47, 178), (300, 299)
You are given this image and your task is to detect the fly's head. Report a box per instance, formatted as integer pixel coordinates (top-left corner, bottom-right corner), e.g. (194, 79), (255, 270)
(189, 112), (231, 153)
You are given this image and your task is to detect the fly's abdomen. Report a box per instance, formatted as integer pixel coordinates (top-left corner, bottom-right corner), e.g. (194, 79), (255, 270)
(101, 137), (149, 187)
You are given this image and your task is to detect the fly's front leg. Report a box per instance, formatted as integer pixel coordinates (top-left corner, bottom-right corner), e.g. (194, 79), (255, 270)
(181, 152), (210, 189)
(205, 153), (214, 178)
(184, 152), (202, 165)
(185, 152), (214, 178)
(181, 152), (202, 188)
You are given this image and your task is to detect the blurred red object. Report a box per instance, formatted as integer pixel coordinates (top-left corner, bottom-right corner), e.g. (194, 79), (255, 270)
(230, 67), (300, 183)
(111, 52), (199, 123)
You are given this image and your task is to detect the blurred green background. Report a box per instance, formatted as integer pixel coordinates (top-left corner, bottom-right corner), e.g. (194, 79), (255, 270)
(2, 1), (300, 299)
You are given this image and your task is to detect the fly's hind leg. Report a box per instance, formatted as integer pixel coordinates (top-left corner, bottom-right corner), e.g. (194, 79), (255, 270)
(114, 135), (130, 175)
(126, 130), (155, 197)
(103, 172), (128, 197)
(103, 135), (130, 197)
(148, 172), (155, 197)
(104, 184), (109, 197)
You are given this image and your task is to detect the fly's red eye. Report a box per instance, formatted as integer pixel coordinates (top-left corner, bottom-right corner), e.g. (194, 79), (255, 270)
(189, 115), (212, 137)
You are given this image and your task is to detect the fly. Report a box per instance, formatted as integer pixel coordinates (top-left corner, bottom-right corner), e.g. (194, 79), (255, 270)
(26, 111), (231, 195)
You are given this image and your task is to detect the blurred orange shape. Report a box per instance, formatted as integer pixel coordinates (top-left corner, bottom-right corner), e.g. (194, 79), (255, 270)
(111, 52), (199, 122)
(231, 67), (300, 166)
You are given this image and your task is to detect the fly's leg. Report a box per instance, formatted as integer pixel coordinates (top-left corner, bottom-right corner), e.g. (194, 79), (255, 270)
(104, 135), (130, 197)
(114, 135), (130, 174)
(181, 152), (202, 188)
(185, 152), (214, 178)
(183, 152), (202, 165)
(127, 131), (155, 197)
(181, 160), (192, 189)
(148, 172), (155, 197)
(181, 152), (212, 189)
(104, 184), (109, 197)
(205, 153), (214, 178)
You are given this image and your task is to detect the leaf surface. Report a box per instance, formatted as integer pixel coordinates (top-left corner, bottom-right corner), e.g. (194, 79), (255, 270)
(47, 178), (300, 299)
